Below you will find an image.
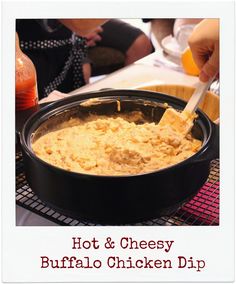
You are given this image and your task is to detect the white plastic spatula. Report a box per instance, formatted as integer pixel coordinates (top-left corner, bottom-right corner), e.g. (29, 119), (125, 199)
(159, 78), (214, 136)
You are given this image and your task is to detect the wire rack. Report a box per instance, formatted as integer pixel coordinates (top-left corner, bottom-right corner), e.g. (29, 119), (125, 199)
(16, 152), (219, 226)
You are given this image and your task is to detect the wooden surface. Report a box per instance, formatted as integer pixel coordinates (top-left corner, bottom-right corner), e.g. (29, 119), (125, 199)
(138, 84), (219, 122)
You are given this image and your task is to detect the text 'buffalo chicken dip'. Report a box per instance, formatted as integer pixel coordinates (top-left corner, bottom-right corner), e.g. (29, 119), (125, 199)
(32, 112), (202, 175)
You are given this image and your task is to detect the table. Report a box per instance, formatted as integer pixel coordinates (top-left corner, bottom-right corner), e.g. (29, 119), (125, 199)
(69, 50), (198, 95)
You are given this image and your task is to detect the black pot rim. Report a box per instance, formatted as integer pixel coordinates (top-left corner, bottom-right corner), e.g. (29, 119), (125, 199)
(20, 89), (215, 178)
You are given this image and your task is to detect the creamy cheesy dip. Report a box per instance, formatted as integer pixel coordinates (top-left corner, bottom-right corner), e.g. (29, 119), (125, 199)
(32, 114), (202, 175)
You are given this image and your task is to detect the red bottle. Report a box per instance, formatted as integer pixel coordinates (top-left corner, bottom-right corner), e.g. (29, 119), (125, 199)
(15, 33), (38, 110)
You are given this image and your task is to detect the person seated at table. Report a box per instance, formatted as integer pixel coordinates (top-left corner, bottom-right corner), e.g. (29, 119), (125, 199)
(17, 19), (153, 101)
(16, 19), (107, 100)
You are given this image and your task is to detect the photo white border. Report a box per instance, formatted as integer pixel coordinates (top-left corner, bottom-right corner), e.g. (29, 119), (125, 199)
(1, 0), (235, 283)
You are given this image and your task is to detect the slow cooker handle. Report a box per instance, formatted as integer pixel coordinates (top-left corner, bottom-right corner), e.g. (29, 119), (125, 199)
(15, 103), (50, 135)
(16, 103), (49, 149)
(193, 122), (219, 163)
(16, 105), (39, 147)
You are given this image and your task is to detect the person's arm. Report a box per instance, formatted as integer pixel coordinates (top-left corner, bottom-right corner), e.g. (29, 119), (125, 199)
(150, 19), (175, 45)
(188, 19), (219, 82)
(84, 26), (103, 47)
(58, 19), (108, 37)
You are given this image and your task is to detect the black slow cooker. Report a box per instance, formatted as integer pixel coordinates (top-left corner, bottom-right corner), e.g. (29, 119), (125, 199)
(17, 89), (219, 224)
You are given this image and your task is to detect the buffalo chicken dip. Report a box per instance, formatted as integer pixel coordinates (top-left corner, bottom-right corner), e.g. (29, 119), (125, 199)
(32, 112), (202, 175)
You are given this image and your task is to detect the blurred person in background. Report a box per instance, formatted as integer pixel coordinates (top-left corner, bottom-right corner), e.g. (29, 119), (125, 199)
(16, 19), (153, 101)
(16, 19), (107, 99)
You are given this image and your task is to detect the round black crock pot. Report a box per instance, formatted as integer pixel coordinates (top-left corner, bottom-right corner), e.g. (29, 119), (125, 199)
(18, 89), (219, 225)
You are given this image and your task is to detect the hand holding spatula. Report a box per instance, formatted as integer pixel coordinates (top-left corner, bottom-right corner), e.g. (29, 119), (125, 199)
(160, 18), (219, 137)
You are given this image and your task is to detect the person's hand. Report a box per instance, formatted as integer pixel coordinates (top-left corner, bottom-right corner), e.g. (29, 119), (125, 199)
(58, 19), (107, 37)
(39, 90), (68, 104)
(85, 26), (103, 47)
(188, 19), (219, 82)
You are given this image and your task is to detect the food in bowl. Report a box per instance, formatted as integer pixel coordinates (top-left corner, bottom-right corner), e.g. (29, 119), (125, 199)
(32, 112), (202, 176)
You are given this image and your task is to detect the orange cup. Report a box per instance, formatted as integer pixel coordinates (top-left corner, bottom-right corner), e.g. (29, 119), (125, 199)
(181, 47), (200, 76)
